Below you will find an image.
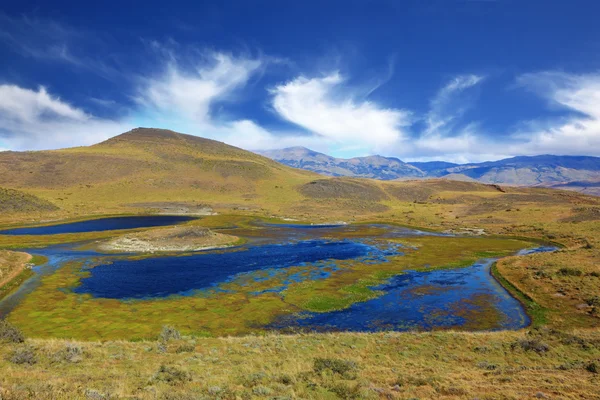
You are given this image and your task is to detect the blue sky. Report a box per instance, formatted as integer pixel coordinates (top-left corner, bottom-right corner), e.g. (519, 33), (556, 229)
(1, 0), (600, 162)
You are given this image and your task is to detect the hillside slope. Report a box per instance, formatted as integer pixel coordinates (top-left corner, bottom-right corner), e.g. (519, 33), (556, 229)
(0, 128), (316, 220)
(0, 187), (58, 213)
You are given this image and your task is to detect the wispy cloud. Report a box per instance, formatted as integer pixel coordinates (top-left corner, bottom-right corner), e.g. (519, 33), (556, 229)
(0, 84), (132, 150)
(0, 12), (79, 63)
(270, 72), (412, 154)
(424, 74), (484, 136)
(0, 12), (122, 80)
(132, 50), (319, 150)
(511, 71), (600, 156)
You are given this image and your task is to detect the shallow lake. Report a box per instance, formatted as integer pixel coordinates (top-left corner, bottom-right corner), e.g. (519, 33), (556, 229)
(0, 216), (556, 333)
(0, 215), (196, 235)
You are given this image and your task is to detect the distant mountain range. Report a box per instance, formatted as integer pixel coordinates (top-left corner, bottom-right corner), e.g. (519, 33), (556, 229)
(257, 147), (600, 196)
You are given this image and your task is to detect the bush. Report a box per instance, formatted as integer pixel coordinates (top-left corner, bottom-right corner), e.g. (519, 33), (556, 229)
(313, 357), (358, 379)
(586, 362), (598, 374)
(328, 382), (363, 400)
(476, 361), (498, 370)
(557, 267), (582, 277)
(159, 325), (181, 342)
(0, 319), (24, 343)
(55, 343), (84, 363)
(586, 296), (600, 307)
(175, 343), (196, 353)
(9, 346), (37, 365)
(153, 365), (191, 385)
(276, 374), (294, 385)
(512, 338), (550, 353)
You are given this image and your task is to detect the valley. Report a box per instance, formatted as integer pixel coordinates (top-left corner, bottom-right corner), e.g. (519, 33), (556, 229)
(0, 128), (599, 399)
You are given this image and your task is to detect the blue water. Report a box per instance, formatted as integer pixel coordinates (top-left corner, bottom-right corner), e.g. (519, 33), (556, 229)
(269, 260), (528, 332)
(268, 246), (556, 333)
(0, 218), (557, 332)
(73, 240), (376, 299)
(0, 215), (196, 235)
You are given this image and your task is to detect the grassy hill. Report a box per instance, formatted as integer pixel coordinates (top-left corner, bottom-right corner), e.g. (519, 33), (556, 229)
(0, 128), (316, 222)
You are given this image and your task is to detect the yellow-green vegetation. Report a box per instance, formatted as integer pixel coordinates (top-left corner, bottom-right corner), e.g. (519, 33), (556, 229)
(281, 235), (530, 314)
(0, 322), (599, 399)
(4, 220), (533, 339)
(1, 128), (600, 398)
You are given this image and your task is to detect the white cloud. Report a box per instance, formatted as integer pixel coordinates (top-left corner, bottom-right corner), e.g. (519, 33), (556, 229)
(133, 51), (319, 151)
(136, 53), (262, 122)
(424, 74), (484, 136)
(270, 72), (412, 153)
(512, 71), (600, 156)
(0, 84), (132, 150)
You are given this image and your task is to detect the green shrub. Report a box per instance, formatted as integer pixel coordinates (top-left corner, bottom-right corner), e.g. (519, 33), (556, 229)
(328, 382), (363, 399)
(512, 338), (550, 353)
(153, 365), (191, 385)
(586, 362), (598, 374)
(175, 343), (195, 353)
(557, 267), (582, 277)
(313, 357), (358, 379)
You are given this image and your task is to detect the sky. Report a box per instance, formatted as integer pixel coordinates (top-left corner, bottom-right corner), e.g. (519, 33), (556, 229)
(1, 0), (600, 163)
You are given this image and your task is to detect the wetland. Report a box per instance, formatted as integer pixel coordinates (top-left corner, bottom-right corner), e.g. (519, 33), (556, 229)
(0, 216), (552, 339)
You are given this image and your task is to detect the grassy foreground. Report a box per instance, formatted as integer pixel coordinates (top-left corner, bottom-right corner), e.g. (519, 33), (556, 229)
(1, 323), (599, 399)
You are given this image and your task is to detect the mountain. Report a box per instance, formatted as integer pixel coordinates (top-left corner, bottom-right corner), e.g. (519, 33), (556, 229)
(408, 161), (459, 174)
(257, 147), (425, 180)
(259, 147), (600, 195)
(440, 155), (600, 185)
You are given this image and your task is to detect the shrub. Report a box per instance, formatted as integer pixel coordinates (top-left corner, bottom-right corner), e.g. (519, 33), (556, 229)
(328, 382), (363, 400)
(84, 389), (107, 400)
(586, 296), (600, 307)
(276, 374), (294, 385)
(586, 362), (598, 374)
(56, 343), (84, 363)
(313, 357), (359, 378)
(557, 267), (582, 277)
(159, 325), (181, 342)
(252, 386), (273, 396)
(9, 346), (37, 365)
(476, 361), (498, 370)
(0, 319), (24, 343)
(512, 338), (550, 353)
(240, 372), (267, 387)
(175, 343), (196, 353)
(153, 365), (191, 385)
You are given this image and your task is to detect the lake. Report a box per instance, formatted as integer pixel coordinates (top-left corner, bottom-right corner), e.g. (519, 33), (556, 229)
(0, 215), (196, 235)
(0, 216), (555, 334)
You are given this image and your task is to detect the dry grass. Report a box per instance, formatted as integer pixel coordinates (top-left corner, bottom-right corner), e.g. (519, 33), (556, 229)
(0, 327), (599, 399)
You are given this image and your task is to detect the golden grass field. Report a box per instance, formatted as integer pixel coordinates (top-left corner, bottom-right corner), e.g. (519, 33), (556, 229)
(0, 128), (599, 398)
